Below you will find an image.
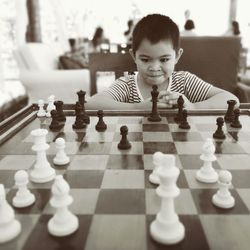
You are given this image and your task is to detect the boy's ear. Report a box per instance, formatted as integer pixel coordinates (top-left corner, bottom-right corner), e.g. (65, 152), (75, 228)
(129, 48), (136, 62)
(175, 48), (183, 64)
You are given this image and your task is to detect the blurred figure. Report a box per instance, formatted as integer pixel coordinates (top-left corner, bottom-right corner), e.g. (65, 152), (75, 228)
(181, 19), (196, 36)
(60, 38), (88, 69)
(89, 27), (108, 53)
(124, 19), (134, 44)
(225, 21), (241, 36)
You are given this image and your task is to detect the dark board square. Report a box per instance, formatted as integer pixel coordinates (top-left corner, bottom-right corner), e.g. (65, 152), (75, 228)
(179, 155), (221, 169)
(22, 214), (92, 250)
(63, 170), (104, 188)
(7, 189), (51, 214)
(191, 189), (250, 214)
(0, 170), (15, 188)
(107, 155), (144, 169)
(95, 189), (145, 214)
(214, 141), (246, 154)
(143, 124), (169, 132)
(171, 132), (203, 142)
(113, 132), (143, 142)
(146, 215), (210, 250)
(230, 170), (250, 188)
(144, 170), (189, 189)
(143, 142), (177, 154)
(77, 142), (112, 154)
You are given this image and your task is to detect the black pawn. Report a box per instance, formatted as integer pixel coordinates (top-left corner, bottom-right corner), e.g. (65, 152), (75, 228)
(77, 90), (90, 124)
(54, 100), (66, 122)
(72, 103), (86, 129)
(230, 108), (242, 128)
(148, 85), (161, 122)
(49, 110), (64, 131)
(179, 109), (190, 129)
(95, 110), (107, 131)
(224, 100), (236, 122)
(213, 117), (226, 139)
(118, 125), (131, 150)
(174, 95), (184, 122)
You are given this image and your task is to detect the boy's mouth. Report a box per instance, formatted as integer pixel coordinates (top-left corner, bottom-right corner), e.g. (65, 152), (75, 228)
(147, 74), (164, 78)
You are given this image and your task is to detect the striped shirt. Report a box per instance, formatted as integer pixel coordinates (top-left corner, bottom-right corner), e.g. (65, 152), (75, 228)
(103, 71), (212, 103)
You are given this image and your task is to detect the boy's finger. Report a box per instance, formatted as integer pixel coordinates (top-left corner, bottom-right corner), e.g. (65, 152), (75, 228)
(158, 90), (172, 98)
(158, 103), (173, 109)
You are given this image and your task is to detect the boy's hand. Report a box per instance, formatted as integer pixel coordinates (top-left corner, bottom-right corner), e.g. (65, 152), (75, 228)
(158, 91), (195, 109)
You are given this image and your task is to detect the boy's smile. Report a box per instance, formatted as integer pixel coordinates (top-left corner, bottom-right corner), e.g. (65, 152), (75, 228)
(134, 39), (182, 89)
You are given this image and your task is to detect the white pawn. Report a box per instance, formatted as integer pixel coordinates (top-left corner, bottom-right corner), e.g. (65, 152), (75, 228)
(12, 170), (35, 208)
(150, 155), (185, 245)
(196, 138), (218, 183)
(53, 138), (70, 165)
(0, 184), (21, 243)
(212, 170), (235, 209)
(149, 152), (164, 184)
(48, 175), (79, 237)
(46, 95), (56, 117)
(37, 99), (46, 117)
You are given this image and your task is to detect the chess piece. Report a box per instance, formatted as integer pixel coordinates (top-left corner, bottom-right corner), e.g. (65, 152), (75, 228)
(196, 138), (218, 183)
(54, 101), (66, 122)
(72, 103), (86, 129)
(12, 170), (35, 208)
(212, 170), (235, 209)
(48, 175), (79, 236)
(49, 110), (64, 131)
(30, 129), (56, 183)
(77, 90), (90, 124)
(230, 108), (242, 128)
(150, 155), (185, 244)
(53, 138), (70, 165)
(0, 184), (21, 243)
(174, 95), (184, 122)
(213, 117), (226, 139)
(224, 100), (236, 123)
(148, 85), (162, 122)
(95, 110), (107, 131)
(37, 99), (46, 117)
(179, 109), (190, 129)
(118, 125), (131, 150)
(149, 152), (164, 185)
(46, 95), (56, 117)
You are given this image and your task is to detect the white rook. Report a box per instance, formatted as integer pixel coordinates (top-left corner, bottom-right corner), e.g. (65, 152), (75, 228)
(150, 154), (185, 244)
(30, 129), (55, 183)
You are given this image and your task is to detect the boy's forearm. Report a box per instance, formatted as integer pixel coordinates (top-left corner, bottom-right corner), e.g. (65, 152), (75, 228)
(192, 92), (240, 109)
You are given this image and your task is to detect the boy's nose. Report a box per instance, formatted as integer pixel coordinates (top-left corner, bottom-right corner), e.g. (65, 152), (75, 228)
(148, 62), (161, 71)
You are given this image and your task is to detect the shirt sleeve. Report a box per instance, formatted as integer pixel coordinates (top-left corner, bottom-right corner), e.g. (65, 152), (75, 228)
(101, 77), (130, 102)
(183, 72), (213, 102)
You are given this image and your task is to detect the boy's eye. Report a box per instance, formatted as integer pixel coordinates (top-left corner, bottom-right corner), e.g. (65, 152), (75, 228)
(160, 58), (170, 63)
(140, 58), (149, 62)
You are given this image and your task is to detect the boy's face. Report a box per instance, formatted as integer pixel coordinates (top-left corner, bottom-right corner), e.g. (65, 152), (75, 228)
(133, 38), (182, 86)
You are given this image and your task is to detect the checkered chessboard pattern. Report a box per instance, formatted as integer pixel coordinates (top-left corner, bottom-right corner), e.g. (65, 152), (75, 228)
(0, 114), (250, 250)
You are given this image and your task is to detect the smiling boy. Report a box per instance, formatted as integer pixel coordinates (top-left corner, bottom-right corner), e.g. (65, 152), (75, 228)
(86, 14), (239, 110)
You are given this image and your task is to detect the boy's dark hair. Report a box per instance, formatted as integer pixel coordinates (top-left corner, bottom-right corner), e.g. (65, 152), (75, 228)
(184, 19), (195, 30)
(132, 14), (180, 54)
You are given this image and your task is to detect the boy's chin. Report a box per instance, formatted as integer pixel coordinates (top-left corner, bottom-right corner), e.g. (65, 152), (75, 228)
(146, 77), (166, 86)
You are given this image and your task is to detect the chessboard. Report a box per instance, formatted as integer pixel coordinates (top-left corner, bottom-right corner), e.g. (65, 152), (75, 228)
(0, 104), (250, 250)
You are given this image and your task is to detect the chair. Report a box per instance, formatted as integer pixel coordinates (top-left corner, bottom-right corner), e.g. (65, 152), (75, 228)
(88, 52), (136, 95)
(13, 43), (90, 103)
(176, 36), (241, 94)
